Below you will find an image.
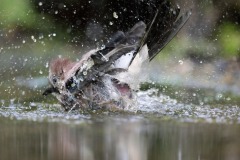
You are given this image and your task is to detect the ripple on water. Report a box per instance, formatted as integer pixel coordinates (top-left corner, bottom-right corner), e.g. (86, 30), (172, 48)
(0, 89), (239, 124)
(136, 89), (240, 123)
(0, 101), (91, 123)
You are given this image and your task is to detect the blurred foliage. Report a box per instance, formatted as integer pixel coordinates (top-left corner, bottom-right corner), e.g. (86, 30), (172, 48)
(0, 0), (49, 29)
(218, 23), (240, 58)
(0, 0), (71, 47)
(0, 0), (34, 26)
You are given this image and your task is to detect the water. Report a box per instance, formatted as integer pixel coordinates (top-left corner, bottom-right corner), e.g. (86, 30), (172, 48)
(0, 88), (240, 160)
(1, 115), (240, 160)
(1, 88), (239, 123)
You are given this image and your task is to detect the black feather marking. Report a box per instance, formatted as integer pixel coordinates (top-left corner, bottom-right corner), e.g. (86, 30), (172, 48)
(127, 1), (190, 65)
(149, 10), (191, 61)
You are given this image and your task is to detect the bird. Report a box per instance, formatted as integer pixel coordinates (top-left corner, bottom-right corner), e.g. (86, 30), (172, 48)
(43, 1), (191, 111)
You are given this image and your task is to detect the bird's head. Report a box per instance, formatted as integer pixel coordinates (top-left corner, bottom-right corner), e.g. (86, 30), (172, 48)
(43, 58), (77, 96)
(49, 58), (76, 89)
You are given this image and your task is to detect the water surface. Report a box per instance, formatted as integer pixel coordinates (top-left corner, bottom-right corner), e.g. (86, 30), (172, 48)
(1, 88), (240, 160)
(1, 115), (240, 160)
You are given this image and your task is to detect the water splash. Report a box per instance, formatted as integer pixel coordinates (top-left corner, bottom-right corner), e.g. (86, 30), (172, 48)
(0, 88), (239, 124)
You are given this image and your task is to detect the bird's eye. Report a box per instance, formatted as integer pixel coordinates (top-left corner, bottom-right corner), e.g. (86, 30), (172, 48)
(66, 77), (77, 93)
(52, 77), (57, 84)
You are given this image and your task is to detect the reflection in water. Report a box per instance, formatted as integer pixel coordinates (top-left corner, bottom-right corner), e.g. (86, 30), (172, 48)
(47, 120), (148, 160)
(1, 117), (240, 160)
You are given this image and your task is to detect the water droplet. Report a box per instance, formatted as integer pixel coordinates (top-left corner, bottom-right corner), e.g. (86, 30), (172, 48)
(113, 12), (118, 19)
(22, 40), (26, 43)
(10, 99), (15, 105)
(71, 83), (76, 87)
(39, 70), (43, 74)
(217, 94), (222, 98)
(31, 36), (37, 42)
(101, 56), (109, 62)
(226, 97), (231, 101)
(38, 2), (43, 6)
(178, 60), (183, 65)
(39, 34), (44, 39)
(83, 71), (87, 76)
(109, 21), (113, 25)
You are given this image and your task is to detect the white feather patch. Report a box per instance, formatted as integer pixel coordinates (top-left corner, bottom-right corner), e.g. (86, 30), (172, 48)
(113, 51), (134, 69)
(113, 45), (149, 90)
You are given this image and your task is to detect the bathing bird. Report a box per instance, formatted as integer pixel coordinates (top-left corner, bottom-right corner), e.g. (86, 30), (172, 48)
(43, 1), (191, 111)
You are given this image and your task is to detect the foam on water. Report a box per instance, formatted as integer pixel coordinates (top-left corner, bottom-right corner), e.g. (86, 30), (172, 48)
(136, 89), (240, 123)
(0, 89), (239, 124)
